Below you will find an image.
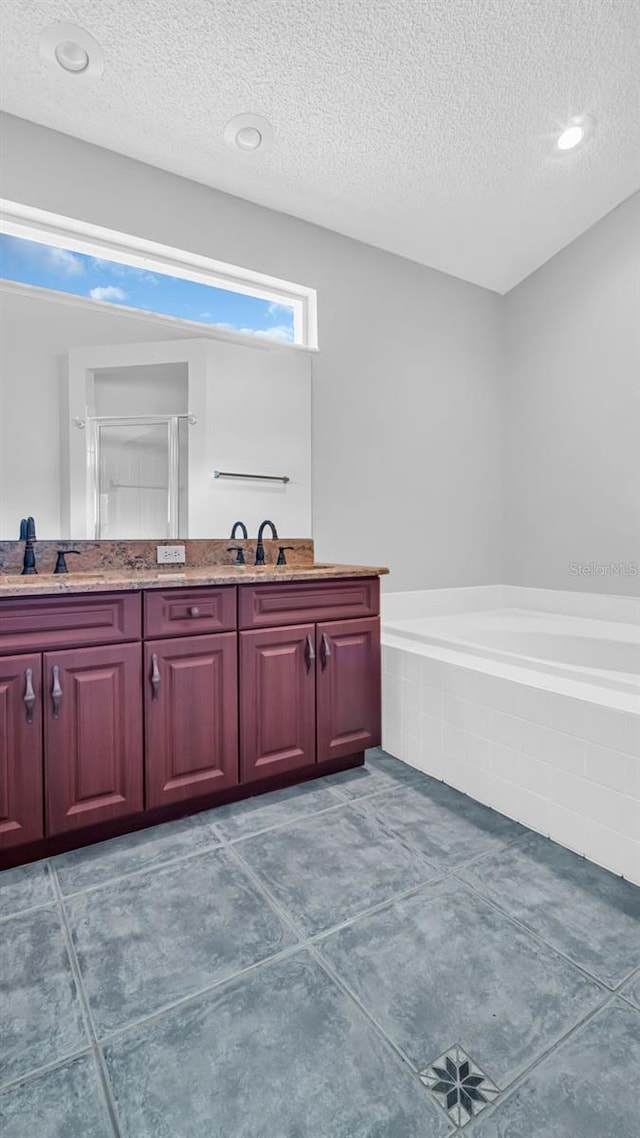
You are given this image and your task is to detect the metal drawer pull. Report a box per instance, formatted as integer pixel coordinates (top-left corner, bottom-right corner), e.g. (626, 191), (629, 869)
(51, 665), (62, 719)
(24, 668), (36, 724)
(188, 606), (201, 617)
(304, 634), (316, 672)
(151, 654), (161, 701)
(321, 633), (332, 671)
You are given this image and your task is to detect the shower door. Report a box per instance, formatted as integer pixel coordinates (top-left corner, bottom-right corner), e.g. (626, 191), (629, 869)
(89, 416), (187, 539)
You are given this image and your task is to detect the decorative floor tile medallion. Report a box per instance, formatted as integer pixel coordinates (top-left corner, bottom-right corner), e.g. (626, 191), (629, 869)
(420, 1045), (499, 1127)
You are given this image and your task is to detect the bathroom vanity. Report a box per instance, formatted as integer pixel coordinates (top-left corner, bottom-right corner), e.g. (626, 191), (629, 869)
(0, 560), (386, 868)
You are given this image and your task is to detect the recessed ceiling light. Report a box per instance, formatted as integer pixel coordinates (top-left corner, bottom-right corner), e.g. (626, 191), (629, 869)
(39, 22), (104, 78)
(556, 115), (595, 153)
(224, 113), (273, 155)
(54, 40), (90, 73)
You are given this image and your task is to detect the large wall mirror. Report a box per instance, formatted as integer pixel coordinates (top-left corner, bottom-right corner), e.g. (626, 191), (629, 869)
(0, 282), (312, 541)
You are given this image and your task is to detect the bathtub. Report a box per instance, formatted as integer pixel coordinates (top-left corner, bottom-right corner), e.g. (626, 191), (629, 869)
(381, 587), (640, 885)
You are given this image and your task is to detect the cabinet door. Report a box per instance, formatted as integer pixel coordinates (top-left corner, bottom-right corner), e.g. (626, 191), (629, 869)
(240, 624), (316, 782)
(0, 654), (43, 849)
(44, 643), (143, 835)
(316, 617), (381, 763)
(145, 633), (238, 808)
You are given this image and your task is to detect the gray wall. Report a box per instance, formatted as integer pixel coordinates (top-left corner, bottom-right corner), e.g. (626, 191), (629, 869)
(504, 193), (640, 596)
(0, 113), (504, 592)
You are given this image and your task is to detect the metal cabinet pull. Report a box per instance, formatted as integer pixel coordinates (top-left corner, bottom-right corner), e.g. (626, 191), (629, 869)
(24, 668), (36, 724)
(304, 634), (316, 673)
(320, 633), (332, 671)
(51, 665), (62, 719)
(188, 606), (201, 617)
(151, 654), (161, 701)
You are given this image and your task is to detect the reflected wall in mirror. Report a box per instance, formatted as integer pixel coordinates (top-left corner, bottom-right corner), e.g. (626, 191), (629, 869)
(0, 283), (312, 540)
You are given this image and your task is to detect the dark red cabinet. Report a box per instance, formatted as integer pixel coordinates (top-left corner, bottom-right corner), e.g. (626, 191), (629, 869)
(0, 576), (382, 866)
(240, 624), (316, 782)
(316, 618), (381, 762)
(44, 643), (143, 835)
(0, 654), (44, 849)
(144, 633), (238, 808)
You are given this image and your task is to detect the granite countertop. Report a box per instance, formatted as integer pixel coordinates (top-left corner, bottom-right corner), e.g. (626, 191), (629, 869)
(0, 562), (389, 599)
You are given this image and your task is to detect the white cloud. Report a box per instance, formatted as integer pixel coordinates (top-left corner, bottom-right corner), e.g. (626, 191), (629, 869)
(47, 247), (84, 276)
(193, 318), (294, 342)
(90, 257), (159, 285)
(260, 325), (295, 342)
(89, 285), (128, 302)
(267, 301), (290, 317)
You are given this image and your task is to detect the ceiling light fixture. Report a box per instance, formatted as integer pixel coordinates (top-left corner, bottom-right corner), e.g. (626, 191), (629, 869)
(224, 113), (273, 155)
(556, 114), (595, 153)
(39, 22), (104, 78)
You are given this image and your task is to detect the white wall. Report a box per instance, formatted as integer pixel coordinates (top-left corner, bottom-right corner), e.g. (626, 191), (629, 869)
(0, 113), (504, 591)
(504, 193), (640, 597)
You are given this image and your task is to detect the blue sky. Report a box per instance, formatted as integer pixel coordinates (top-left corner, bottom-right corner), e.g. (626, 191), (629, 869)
(0, 233), (295, 341)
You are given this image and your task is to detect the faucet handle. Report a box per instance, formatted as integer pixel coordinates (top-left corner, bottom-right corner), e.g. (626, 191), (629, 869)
(227, 546), (246, 566)
(54, 550), (82, 575)
(276, 546), (295, 566)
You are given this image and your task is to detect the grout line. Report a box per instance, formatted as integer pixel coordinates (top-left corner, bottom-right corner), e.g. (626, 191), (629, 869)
(48, 835), (224, 899)
(309, 943), (457, 1131)
(450, 869), (635, 994)
(463, 987), (632, 1134)
(0, 1045), (94, 1095)
(216, 794), (358, 846)
(49, 865), (123, 1138)
(96, 942), (307, 1046)
(0, 897), (59, 925)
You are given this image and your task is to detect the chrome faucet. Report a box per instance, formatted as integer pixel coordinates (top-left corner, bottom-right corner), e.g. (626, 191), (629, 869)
(255, 520), (278, 565)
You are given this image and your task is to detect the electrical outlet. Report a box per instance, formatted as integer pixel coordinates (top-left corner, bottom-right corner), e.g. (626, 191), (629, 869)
(157, 545), (186, 565)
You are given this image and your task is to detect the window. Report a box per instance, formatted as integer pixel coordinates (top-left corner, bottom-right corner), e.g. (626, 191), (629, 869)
(0, 200), (317, 349)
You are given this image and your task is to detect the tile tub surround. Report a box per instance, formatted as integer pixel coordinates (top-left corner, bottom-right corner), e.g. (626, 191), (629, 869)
(1, 752), (638, 1137)
(381, 638), (640, 885)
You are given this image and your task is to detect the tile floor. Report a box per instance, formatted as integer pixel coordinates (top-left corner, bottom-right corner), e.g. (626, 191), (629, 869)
(1, 749), (639, 1137)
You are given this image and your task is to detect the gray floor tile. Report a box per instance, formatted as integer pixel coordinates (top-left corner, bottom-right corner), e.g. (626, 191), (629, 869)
(0, 1053), (114, 1138)
(0, 907), (88, 1087)
(319, 878), (605, 1088)
(211, 779), (340, 840)
(53, 813), (220, 895)
(621, 971), (640, 1010)
(104, 952), (452, 1138)
(469, 1001), (640, 1138)
(236, 805), (439, 935)
(65, 847), (296, 1036)
(0, 861), (55, 918)
(367, 749), (436, 788)
(319, 761), (392, 800)
(360, 778), (527, 868)
(459, 830), (640, 987)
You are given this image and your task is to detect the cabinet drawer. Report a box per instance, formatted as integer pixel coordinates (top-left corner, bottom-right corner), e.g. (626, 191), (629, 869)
(144, 586), (236, 638)
(239, 577), (379, 630)
(0, 591), (141, 655)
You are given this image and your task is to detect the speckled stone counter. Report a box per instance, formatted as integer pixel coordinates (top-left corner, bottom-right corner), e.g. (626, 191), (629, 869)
(0, 561), (388, 599)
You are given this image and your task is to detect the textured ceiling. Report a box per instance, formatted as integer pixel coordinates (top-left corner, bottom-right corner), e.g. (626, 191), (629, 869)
(1, 0), (639, 292)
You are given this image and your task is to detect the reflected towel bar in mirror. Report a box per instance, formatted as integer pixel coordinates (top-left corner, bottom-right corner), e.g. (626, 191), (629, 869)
(213, 471), (291, 484)
(73, 414), (197, 429)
